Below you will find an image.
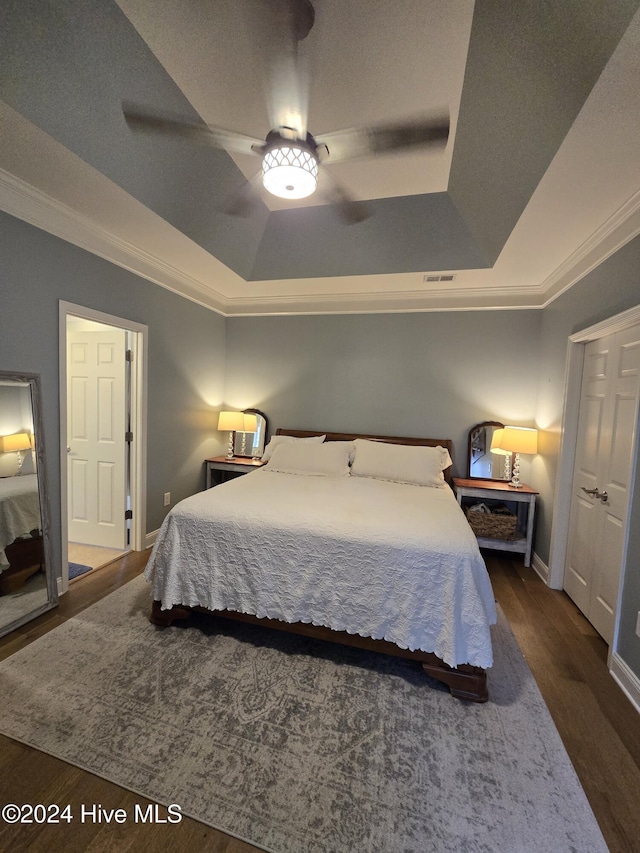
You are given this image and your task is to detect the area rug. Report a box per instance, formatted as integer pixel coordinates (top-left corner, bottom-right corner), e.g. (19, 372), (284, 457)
(68, 562), (92, 580)
(0, 576), (608, 853)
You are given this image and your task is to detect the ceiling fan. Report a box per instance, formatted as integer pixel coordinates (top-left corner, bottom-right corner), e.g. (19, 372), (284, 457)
(122, 0), (449, 224)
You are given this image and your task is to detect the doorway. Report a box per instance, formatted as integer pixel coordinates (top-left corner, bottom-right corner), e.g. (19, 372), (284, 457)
(549, 305), (640, 656)
(59, 303), (147, 594)
(563, 323), (640, 644)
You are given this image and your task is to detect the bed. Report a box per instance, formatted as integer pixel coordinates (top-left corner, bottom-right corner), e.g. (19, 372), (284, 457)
(145, 430), (497, 702)
(0, 473), (43, 594)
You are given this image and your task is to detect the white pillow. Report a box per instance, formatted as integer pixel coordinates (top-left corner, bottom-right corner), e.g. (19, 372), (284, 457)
(261, 433), (325, 462)
(0, 453), (19, 478)
(267, 440), (352, 476)
(18, 450), (35, 475)
(350, 439), (452, 487)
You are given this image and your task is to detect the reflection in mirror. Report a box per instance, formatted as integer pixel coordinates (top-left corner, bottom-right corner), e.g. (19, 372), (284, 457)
(0, 372), (57, 638)
(234, 409), (268, 458)
(467, 420), (512, 481)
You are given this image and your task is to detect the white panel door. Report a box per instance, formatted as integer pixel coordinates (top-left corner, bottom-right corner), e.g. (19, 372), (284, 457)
(67, 329), (127, 548)
(564, 325), (640, 644)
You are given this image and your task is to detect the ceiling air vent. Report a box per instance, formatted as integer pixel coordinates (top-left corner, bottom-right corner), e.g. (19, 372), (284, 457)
(423, 273), (457, 283)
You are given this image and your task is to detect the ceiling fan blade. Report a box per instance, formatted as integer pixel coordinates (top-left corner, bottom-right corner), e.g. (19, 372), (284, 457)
(122, 103), (264, 157)
(315, 116), (450, 164)
(320, 172), (371, 225)
(223, 173), (265, 218)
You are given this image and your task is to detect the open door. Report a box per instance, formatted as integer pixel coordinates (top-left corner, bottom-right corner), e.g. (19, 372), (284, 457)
(60, 302), (148, 594)
(67, 324), (127, 550)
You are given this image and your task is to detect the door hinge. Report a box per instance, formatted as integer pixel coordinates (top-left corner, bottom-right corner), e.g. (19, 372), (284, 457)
(125, 509), (133, 520)
(125, 431), (133, 443)
(126, 349), (133, 362)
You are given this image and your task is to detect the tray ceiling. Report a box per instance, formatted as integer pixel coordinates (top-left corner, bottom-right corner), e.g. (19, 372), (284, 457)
(1, 0), (639, 315)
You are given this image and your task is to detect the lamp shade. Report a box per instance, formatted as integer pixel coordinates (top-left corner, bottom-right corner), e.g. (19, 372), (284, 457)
(489, 428), (509, 454)
(217, 411), (245, 432)
(1, 432), (31, 452)
(497, 426), (538, 455)
(242, 413), (258, 432)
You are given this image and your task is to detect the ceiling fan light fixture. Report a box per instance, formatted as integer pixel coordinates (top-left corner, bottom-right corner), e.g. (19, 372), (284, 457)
(262, 143), (319, 200)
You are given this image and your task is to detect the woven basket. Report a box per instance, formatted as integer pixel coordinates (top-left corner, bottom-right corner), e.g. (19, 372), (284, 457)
(466, 505), (517, 540)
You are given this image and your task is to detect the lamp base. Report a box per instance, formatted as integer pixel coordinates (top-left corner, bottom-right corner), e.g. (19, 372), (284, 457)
(226, 432), (235, 460)
(509, 452), (522, 488)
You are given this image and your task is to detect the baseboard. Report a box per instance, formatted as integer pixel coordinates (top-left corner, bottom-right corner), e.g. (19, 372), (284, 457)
(531, 551), (549, 584)
(145, 530), (159, 549)
(610, 652), (640, 714)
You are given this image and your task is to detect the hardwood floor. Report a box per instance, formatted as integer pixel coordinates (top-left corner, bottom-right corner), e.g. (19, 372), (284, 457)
(0, 550), (638, 852)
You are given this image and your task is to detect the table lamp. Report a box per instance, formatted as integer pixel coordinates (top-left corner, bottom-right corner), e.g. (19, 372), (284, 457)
(490, 428), (512, 480)
(494, 426), (538, 488)
(1, 432), (32, 472)
(217, 411), (245, 460)
(238, 412), (258, 456)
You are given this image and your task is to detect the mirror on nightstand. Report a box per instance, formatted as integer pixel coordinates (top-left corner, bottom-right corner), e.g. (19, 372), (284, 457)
(467, 421), (512, 481)
(233, 409), (268, 458)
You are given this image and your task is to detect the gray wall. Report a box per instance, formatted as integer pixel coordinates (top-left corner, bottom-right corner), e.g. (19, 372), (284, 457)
(2, 205), (639, 683)
(535, 233), (640, 675)
(225, 310), (541, 478)
(0, 212), (227, 579)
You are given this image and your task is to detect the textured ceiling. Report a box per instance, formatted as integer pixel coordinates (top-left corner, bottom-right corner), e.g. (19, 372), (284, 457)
(1, 0), (640, 315)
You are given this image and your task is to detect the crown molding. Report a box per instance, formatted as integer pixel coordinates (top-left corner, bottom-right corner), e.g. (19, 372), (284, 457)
(0, 168), (228, 315)
(540, 186), (640, 307)
(1, 166), (638, 317)
(223, 282), (546, 316)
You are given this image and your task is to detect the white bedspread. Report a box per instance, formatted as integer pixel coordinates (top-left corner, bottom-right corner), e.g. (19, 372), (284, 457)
(0, 474), (41, 571)
(145, 471), (497, 668)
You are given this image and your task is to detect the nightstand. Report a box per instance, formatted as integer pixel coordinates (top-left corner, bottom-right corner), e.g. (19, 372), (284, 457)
(453, 477), (538, 567)
(205, 456), (265, 489)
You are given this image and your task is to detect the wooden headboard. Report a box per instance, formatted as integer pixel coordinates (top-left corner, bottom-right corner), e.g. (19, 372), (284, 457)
(276, 428), (454, 483)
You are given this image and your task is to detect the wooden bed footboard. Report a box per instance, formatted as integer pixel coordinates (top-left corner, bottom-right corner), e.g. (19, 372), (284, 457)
(150, 601), (488, 703)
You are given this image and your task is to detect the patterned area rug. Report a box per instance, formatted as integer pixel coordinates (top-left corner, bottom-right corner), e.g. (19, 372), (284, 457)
(0, 576), (607, 853)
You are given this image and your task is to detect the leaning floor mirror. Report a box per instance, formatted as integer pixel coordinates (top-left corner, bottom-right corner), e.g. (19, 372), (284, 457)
(0, 371), (57, 638)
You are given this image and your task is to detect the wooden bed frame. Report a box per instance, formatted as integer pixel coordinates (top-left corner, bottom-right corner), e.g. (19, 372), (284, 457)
(151, 429), (489, 703)
(0, 534), (44, 596)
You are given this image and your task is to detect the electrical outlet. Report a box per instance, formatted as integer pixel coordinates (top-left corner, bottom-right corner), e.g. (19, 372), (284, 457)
(636, 611), (640, 638)
(163, 492), (171, 507)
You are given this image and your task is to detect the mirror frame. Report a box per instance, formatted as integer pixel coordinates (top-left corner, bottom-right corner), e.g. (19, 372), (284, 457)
(467, 420), (512, 481)
(233, 408), (269, 458)
(0, 371), (58, 638)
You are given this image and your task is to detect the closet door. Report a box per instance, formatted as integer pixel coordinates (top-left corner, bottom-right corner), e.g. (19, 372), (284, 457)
(564, 324), (640, 644)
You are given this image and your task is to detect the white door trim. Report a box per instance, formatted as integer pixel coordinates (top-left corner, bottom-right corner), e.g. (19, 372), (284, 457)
(58, 301), (148, 594)
(549, 304), (640, 591)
